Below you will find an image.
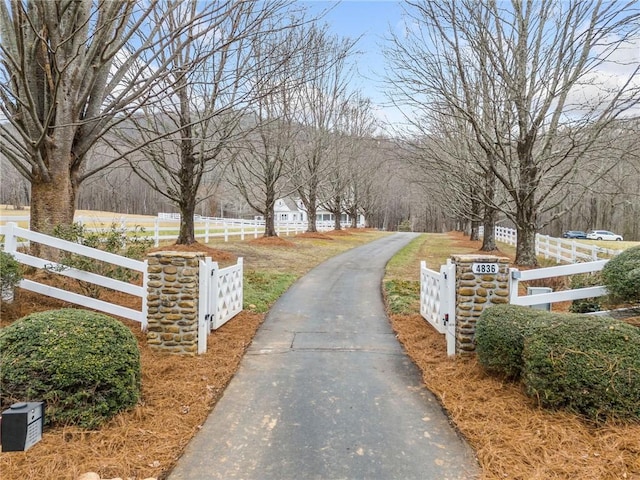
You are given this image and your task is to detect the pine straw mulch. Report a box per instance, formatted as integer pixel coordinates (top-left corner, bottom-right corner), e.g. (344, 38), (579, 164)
(248, 235), (297, 247)
(388, 313), (640, 480)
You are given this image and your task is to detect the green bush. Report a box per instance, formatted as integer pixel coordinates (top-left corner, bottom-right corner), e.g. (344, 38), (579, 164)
(601, 245), (640, 305)
(568, 272), (602, 313)
(522, 315), (640, 423)
(0, 251), (23, 290)
(0, 309), (141, 428)
(475, 304), (547, 380)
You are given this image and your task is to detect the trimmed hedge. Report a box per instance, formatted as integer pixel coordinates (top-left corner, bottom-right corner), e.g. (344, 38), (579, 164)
(475, 304), (545, 380)
(522, 315), (640, 423)
(601, 245), (640, 304)
(0, 309), (141, 428)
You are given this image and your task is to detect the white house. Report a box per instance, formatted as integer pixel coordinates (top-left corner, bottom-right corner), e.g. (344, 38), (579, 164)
(268, 197), (364, 227)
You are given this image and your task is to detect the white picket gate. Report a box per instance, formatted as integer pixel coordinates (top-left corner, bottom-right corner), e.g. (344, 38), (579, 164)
(420, 259), (456, 355)
(198, 257), (244, 354)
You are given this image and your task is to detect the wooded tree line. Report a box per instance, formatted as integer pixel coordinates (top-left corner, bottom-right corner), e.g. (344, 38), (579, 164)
(1, 0), (638, 265)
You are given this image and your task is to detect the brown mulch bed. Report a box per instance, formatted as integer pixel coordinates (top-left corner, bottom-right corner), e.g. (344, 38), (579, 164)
(247, 235), (297, 247)
(325, 229), (354, 236)
(389, 313), (640, 480)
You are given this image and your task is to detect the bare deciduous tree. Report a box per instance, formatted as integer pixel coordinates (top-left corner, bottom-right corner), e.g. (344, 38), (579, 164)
(0, 0), (207, 254)
(386, 0), (640, 265)
(289, 26), (357, 233)
(228, 20), (314, 237)
(106, 0), (301, 244)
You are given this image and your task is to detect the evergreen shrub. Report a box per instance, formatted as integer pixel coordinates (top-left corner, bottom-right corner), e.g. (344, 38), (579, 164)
(568, 272), (602, 313)
(601, 245), (640, 305)
(475, 304), (547, 380)
(0, 309), (141, 428)
(522, 314), (640, 423)
(0, 251), (23, 290)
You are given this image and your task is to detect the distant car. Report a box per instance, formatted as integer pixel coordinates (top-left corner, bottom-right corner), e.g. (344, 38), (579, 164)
(562, 230), (587, 239)
(586, 230), (623, 241)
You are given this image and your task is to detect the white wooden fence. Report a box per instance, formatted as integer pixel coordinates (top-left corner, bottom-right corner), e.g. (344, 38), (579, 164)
(492, 226), (619, 263)
(509, 260), (609, 308)
(1, 223), (245, 351)
(1, 214), (351, 247)
(1, 222), (149, 326)
(419, 260), (456, 355)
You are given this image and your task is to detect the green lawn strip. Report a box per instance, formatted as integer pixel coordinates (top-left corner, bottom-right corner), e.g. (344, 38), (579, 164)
(243, 269), (297, 313)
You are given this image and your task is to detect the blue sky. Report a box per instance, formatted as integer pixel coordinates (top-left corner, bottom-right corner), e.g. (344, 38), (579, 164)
(299, 1), (406, 126)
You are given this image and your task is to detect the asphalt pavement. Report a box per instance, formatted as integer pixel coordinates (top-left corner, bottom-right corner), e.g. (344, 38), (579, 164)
(168, 232), (480, 480)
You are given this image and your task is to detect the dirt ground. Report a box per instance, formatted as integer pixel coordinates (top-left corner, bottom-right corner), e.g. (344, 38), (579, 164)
(1, 231), (639, 480)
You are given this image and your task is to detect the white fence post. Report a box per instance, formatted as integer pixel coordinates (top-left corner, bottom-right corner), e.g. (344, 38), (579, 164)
(508, 268), (521, 304)
(442, 259), (456, 356)
(4, 222), (17, 253)
(198, 258), (211, 354)
(141, 259), (149, 331)
(154, 218), (160, 247)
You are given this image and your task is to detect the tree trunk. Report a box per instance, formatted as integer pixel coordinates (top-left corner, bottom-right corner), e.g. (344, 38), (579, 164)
(480, 170), (497, 251)
(515, 225), (538, 266)
(469, 194), (481, 240)
(264, 193), (277, 237)
(332, 195), (342, 231)
(177, 200), (197, 244)
(307, 209), (318, 233)
(305, 191), (318, 233)
(470, 220), (480, 241)
(30, 167), (77, 260)
(349, 205), (358, 228)
(480, 207), (497, 251)
(264, 209), (277, 237)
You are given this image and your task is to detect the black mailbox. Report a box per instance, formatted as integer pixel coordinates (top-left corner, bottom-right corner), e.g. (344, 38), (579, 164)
(1, 401), (44, 452)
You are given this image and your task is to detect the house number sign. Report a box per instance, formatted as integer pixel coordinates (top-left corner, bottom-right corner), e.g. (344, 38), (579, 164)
(471, 263), (498, 274)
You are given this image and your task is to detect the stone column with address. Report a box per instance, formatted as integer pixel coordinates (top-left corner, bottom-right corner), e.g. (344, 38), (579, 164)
(145, 251), (204, 355)
(451, 254), (510, 355)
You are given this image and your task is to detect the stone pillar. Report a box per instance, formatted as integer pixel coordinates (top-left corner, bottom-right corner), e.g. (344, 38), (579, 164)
(451, 254), (510, 355)
(146, 252), (203, 355)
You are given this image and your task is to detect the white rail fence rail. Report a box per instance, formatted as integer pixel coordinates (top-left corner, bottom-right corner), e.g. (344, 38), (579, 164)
(491, 226), (619, 263)
(509, 260), (609, 308)
(1, 222), (149, 326)
(1, 214), (352, 247)
(419, 260), (456, 355)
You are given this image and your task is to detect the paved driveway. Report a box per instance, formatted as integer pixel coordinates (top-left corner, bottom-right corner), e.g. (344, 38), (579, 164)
(168, 233), (480, 479)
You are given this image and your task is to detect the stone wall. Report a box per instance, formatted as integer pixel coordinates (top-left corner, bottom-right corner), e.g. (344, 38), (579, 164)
(146, 252), (203, 355)
(451, 254), (510, 355)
